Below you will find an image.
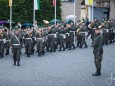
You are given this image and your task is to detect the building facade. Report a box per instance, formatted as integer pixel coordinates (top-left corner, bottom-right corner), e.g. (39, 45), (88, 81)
(61, 0), (115, 21)
(61, 0), (81, 21)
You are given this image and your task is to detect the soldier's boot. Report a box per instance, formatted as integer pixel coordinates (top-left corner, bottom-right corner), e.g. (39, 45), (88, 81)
(79, 45), (82, 48)
(62, 47), (65, 51)
(27, 54), (30, 57)
(14, 61), (16, 66)
(38, 53), (41, 57)
(58, 47), (61, 51)
(68, 47), (71, 50)
(92, 69), (101, 76)
(72, 45), (76, 50)
(5, 50), (9, 55)
(42, 50), (45, 55)
(17, 61), (20, 66)
(84, 45), (88, 48)
(1, 54), (4, 57)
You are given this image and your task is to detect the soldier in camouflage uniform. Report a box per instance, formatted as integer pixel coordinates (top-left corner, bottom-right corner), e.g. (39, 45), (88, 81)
(92, 28), (104, 76)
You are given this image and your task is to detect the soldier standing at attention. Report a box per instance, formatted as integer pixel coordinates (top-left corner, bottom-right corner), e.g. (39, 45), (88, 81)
(11, 29), (21, 66)
(92, 28), (104, 76)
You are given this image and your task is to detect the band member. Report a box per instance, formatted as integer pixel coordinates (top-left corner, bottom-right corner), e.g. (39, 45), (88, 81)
(36, 29), (45, 57)
(11, 29), (21, 66)
(3, 28), (10, 55)
(25, 29), (33, 57)
(0, 29), (4, 58)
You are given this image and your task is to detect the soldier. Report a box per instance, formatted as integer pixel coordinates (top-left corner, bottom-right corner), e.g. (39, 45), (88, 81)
(11, 29), (21, 66)
(45, 26), (52, 52)
(31, 28), (37, 54)
(0, 28), (4, 58)
(50, 26), (58, 52)
(58, 25), (66, 51)
(102, 21), (111, 45)
(92, 28), (104, 76)
(65, 23), (70, 49)
(78, 22), (88, 48)
(24, 29), (33, 57)
(36, 29), (45, 57)
(3, 28), (10, 55)
(68, 22), (76, 50)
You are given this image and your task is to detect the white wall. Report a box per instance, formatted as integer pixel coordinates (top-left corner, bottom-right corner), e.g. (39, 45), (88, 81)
(61, 0), (81, 21)
(109, 0), (115, 19)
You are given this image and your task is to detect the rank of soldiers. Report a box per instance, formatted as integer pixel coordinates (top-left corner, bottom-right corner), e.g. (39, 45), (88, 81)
(0, 19), (115, 66)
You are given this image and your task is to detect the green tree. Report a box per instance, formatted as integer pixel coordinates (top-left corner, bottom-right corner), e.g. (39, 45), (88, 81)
(0, 0), (62, 23)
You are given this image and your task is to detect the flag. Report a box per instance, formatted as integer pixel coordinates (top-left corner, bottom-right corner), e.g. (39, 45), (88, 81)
(85, 0), (93, 5)
(34, 0), (40, 10)
(53, 0), (56, 7)
(88, 0), (93, 5)
(9, 0), (12, 7)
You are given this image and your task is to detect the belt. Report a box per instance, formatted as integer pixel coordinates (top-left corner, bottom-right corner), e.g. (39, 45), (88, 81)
(6, 40), (10, 42)
(0, 39), (3, 41)
(70, 31), (75, 32)
(37, 38), (42, 39)
(51, 34), (57, 38)
(65, 33), (69, 35)
(26, 38), (32, 39)
(79, 32), (86, 34)
(13, 44), (20, 46)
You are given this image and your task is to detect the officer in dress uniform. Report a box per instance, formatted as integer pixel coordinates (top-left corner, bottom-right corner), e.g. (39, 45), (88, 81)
(24, 29), (33, 57)
(11, 29), (21, 66)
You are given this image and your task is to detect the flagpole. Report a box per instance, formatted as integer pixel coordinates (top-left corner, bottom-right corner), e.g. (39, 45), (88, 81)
(74, 0), (76, 25)
(33, 0), (35, 25)
(10, 3), (12, 33)
(54, 0), (57, 27)
(92, 0), (94, 21)
(33, 9), (35, 25)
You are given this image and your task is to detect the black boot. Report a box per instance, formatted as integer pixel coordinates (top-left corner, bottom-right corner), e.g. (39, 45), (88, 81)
(17, 61), (20, 66)
(58, 48), (61, 51)
(84, 45), (88, 48)
(27, 54), (30, 57)
(92, 69), (101, 76)
(68, 47), (71, 50)
(14, 61), (16, 66)
(5, 51), (9, 55)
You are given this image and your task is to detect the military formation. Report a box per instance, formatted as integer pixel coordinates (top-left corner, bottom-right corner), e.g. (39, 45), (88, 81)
(0, 19), (115, 67)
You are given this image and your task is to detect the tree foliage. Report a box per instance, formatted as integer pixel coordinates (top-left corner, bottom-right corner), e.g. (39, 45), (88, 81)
(0, 0), (62, 23)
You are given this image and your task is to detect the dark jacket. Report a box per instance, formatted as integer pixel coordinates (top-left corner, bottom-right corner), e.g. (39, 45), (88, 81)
(93, 34), (104, 55)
